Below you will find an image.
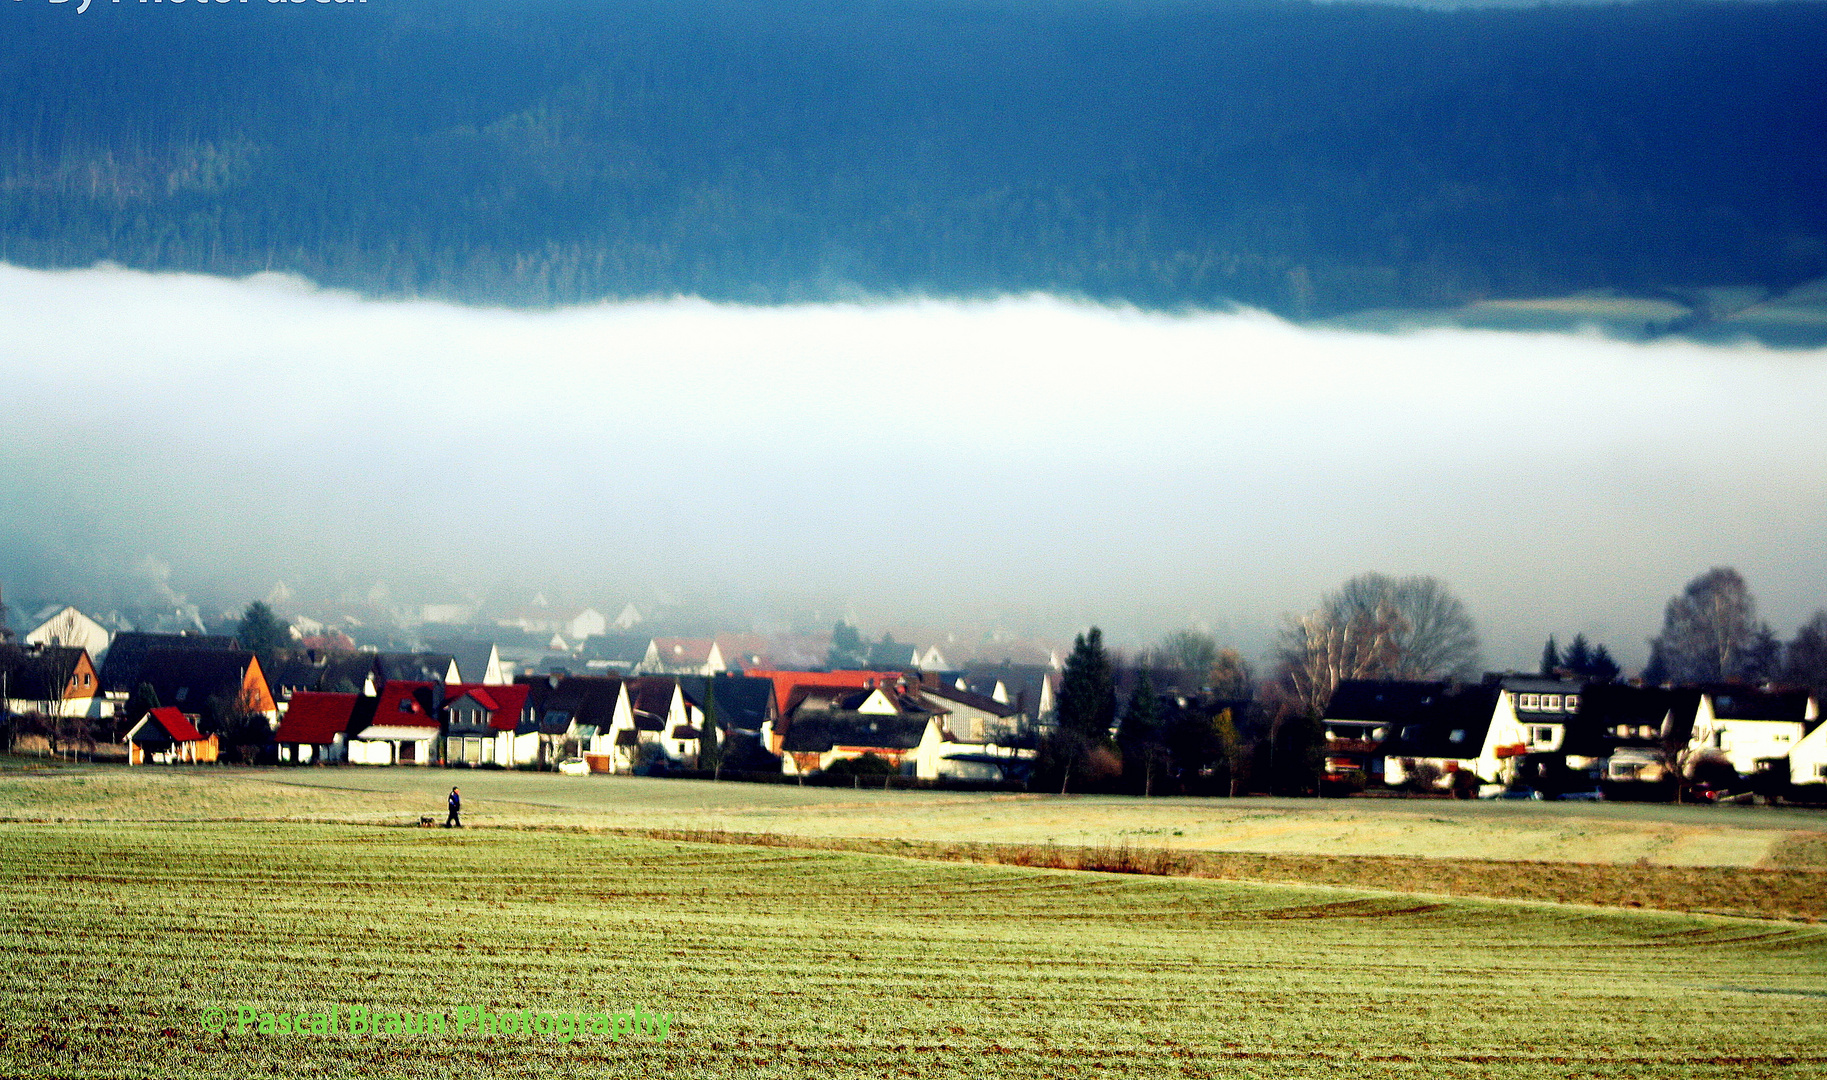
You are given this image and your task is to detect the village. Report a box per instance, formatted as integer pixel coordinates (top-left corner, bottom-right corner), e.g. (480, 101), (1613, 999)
(3, 597), (1823, 804)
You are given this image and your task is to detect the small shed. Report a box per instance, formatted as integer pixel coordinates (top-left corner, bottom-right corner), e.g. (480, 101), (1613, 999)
(125, 706), (213, 765)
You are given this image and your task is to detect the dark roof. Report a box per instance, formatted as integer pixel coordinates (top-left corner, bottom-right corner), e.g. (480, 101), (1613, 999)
(138, 650), (257, 714)
(424, 640), (499, 685)
(375, 653), (455, 685)
(677, 674), (777, 731)
(536, 675), (626, 728)
(0, 644), (89, 701)
(1708, 688), (1813, 722)
(1576, 685), (1702, 747)
(1324, 680), (1451, 723)
(628, 676), (678, 717)
(916, 683), (1021, 719)
(275, 692), (359, 744)
(1378, 684), (1501, 760)
(864, 640), (919, 669)
(578, 634), (653, 666)
(955, 663), (1057, 718)
(99, 632), (236, 694)
(780, 715), (931, 754)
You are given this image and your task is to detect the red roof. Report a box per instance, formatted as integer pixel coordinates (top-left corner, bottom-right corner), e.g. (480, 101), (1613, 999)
(444, 682), (529, 732)
(745, 669), (911, 715)
(275, 692), (359, 744)
(146, 706), (203, 743)
(370, 681), (440, 728)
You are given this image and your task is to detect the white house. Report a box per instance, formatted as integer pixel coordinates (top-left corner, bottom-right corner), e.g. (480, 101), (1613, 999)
(1788, 714), (1827, 787)
(636, 638), (726, 677)
(347, 682), (440, 766)
(1688, 689), (1817, 776)
(25, 606), (112, 660)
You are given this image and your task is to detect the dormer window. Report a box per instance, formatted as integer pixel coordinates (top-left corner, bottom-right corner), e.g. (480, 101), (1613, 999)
(1448, 729), (1466, 743)
(1543, 695), (1561, 711)
(398, 698), (413, 712)
(1564, 694), (1579, 711)
(1520, 694), (1539, 710)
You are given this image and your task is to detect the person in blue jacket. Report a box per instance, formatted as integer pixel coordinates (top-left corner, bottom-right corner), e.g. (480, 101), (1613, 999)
(446, 786), (462, 828)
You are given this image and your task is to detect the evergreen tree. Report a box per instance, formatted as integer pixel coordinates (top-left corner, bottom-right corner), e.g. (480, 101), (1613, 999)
(1539, 636), (1561, 676)
(1118, 671), (1167, 796)
(1586, 645), (1621, 684)
(1562, 634), (1593, 676)
(825, 621), (867, 669)
(1054, 627), (1117, 794)
(699, 680), (724, 778)
(236, 601), (290, 670)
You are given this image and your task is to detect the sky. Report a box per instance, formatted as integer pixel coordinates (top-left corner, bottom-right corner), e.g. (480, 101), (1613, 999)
(2, 261), (1825, 669)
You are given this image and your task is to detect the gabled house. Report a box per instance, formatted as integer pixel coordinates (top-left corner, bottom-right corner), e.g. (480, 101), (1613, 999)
(1320, 680), (1448, 782)
(623, 676), (699, 766)
(135, 650), (277, 733)
(1576, 684), (1701, 783)
(0, 644), (105, 719)
(677, 673), (783, 772)
(520, 674), (631, 768)
(637, 638), (727, 676)
(1788, 710), (1827, 790)
(24, 605), (112, 659)
(428, 641), (511, 686)
(1378, 683), (1504, 788)
(125, 706), (214, 765)
(954, 663), (1059, 727)
(272, 691), (361, 764)
(374, 653), (459, 687)
(98, 631), (237, 703)
(1689, 688), (1819, 777)
(440, 682), (530, 767)
(779, 714), (944, 778)
(348, 681), (439, 765)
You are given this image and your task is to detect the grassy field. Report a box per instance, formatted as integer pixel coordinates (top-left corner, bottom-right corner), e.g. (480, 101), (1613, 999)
(6, 765), (1824, 868)
(5, 820), (1827, 1079)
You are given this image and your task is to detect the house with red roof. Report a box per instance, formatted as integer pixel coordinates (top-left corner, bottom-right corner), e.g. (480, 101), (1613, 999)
(440, 682), (530, 767)
(273, 691), (365, 764)
(125, 706), (215, 765)
(347, 681), (440, 765)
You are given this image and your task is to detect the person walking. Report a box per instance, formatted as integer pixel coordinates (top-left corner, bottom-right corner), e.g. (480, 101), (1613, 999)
(446, 785), (462, 828)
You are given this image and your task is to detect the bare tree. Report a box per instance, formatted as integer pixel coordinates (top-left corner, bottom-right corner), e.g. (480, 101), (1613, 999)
(1328, 572), (1482, 680)
(1786, 611), (1827, 695)
(1651, 568), (1761, 683)
(1273, 600), (1404, 717)
(1153, 630), (1218, 678)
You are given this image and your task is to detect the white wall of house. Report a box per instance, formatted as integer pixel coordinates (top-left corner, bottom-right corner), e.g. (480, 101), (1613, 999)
(1690, 695), (1809, 775)
(1789, 720), (1827, 786)
(566, 609), (608, 642)
(25, 606), (111, 658)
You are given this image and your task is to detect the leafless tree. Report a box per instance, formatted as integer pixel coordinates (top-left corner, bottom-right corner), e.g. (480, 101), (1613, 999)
(1328, 572), (1482, 680)
(1273, 599), (1404, 717)
(1651, 567), (1760, 683)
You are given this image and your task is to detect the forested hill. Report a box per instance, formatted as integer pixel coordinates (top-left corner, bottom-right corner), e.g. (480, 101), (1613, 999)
(3, 0), (1826, 317)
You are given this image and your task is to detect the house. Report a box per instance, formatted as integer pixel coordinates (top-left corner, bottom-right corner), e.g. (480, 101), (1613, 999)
(577, 634), (656, 675)
(374, 653), (458, 686)
(779, 713), (944, 778)
(264, 652), (376, 701)
(1378, 683), (1504, 789)
(1319, 680), (1447, 782)
(914, 680), (1025, 743)
(954, 663), (1060, 727)
(347, 681), (439, 765)
(136, 650), (278, 732)
(24, 605), (112, 659)
(624, 676), (699, 766)
(1575, 684), (1700, 784)
(637, 638), (727, 676)
(524, 674), (633, 769)
(429, 641), (511, 686)
(1788, 709), (1827, 790)
(776, 684), (953, 778)
(744, 670), (913, 741)
(1477, 676), (1607, 790)
(677, 673), (783, 772)
(1689, 688), (1818, 777)
(97, 631), (237, 703)
(272, 692), (362, 764)
(0, 644), (105, 719)
(125, 706), (215, 765)
(439, 682), (531, 767)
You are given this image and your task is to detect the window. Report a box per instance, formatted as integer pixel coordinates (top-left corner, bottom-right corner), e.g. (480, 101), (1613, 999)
(1543, 695), (1561, 711)
(1520, 694), (1539, 710)
(1530, 726), (1556, 746)
(1449, 729), (1466, 743)
(1564, 694), (1579, 712)
(1818, 765), (1827, 780)
(1774, 733), (1792, 743)
(399, 698), (413, 712)
(175, 687), (189, 702)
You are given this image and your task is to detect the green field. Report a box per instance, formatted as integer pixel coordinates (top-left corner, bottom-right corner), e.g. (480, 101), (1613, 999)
(4, 766), (1827, 1078)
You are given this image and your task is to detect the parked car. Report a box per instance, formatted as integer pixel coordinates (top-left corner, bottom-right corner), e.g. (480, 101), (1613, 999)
(556, 757), (590, 776)
(1556, 789), (1604, 802)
